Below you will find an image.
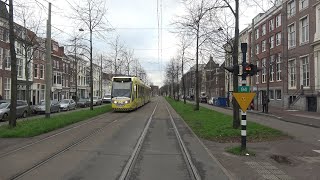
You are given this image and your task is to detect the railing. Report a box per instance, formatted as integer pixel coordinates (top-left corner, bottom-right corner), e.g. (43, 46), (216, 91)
(289, 85), (304, 108)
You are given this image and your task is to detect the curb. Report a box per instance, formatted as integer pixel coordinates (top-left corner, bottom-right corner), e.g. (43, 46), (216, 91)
(225, 107), (320, 129)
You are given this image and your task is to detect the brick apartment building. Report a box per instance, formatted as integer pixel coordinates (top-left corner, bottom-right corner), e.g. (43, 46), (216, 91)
(227, 0), (319, 112)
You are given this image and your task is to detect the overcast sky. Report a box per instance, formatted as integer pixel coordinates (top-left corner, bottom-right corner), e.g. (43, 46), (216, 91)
(15, 0), (272, 87)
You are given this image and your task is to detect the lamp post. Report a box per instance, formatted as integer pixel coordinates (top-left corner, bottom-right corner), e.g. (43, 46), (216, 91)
(79, 28), (93, 110)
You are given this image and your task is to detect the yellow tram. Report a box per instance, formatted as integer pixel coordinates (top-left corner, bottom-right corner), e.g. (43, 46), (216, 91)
(111, 76), (151, 111)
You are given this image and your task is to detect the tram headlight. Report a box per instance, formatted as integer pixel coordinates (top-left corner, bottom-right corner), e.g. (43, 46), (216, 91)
(113, 100), (117, 104)
(124, 100), (129, 104)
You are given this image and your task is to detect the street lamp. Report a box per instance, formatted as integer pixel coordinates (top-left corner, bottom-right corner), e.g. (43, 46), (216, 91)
(78, 27), (93, 110)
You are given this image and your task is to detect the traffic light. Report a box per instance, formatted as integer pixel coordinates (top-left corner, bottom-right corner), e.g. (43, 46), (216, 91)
(243, 63), (262, 76)
(223, 65), (239, 75)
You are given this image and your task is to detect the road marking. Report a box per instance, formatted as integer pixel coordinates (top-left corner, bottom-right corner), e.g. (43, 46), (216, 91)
(313, 150), (320, 154)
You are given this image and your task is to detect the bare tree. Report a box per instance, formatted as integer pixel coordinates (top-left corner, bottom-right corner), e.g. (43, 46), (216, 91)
(177, 34), (192, 104)
(172, 0), (223, 110)
(122, 48), (135, 76)
(68, 0), (107, 110)
(7, 0), (17, 127)
(108, 35), (124, 75)
(14, 4), (44, 115)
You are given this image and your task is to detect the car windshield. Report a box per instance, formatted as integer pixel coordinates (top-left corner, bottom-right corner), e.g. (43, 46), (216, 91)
(105, 95), (111, 98)
(112, 82), (132, 98)
(61, 100), (69, 103)
(79, 99), (88, 102)
(0, 103), (9, 109)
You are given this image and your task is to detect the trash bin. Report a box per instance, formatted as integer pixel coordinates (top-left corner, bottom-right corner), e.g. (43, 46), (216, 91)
(217, 97), (227, 107)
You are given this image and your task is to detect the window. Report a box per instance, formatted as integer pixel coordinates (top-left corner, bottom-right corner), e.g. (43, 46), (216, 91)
(57, 73), (61, 84)
(276, 14), (281, 27)
(17, 58), (23, 77)
(288, 59), (296, 88)
(0, 27), (4, 41)
(262, 40), (266, 52)
(276, 89), (282, 100)
(262, 58), (266, 83)
(5, 50), (11, 69)
(269, 90), (274, 100)
(270, 36), (274, 49)
(0, 48), (3, 69)
(256, 61), (260, 84)
(269, 19), (274, 31)
(288, 0), (296, 17)
(262, 24), (266, 35)
(276, 54), (281, 81)
(276, 32), (281, 46)
(40, 65), (44, 79)
(270, 55), (275, 82)
(255, 28), (259, 39)
(256, 44), (259, 54)
(16, 42), (23, 55)
(299, 0), (308, 10)
(34, 64), (38, 78)
(301, 56), (309, 87)
(300, 16), (309, 44)
(288, 23), (296, 48)
(4, 78), (11, 100)
(62, 75), (64, 87)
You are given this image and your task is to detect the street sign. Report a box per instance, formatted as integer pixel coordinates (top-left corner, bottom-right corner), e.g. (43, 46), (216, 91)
(233, 93), (256, 112)
(238, 86), (250, 93)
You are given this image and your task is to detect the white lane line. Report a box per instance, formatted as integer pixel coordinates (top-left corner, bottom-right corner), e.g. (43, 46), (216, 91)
(313, 150), (320, 154)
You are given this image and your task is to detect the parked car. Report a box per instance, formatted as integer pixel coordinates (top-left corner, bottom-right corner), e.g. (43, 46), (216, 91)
(93, 96), (102, 106)
(60, 99), (77, 111)
(34, 100), (60, 114)
(102, 94), (111, 103)
(0, 100), (29, 121)
(77, 98), (90, 108)
(200, 92), (208, 103)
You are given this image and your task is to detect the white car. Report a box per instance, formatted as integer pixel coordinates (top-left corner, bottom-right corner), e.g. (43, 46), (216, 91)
(208, 97), (216, 105)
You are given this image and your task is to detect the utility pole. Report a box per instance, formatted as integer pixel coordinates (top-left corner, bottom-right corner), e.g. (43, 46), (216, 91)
(232, 0), (240, 128)
(45, 2), (52, 118)
(8, 0), (17, 127)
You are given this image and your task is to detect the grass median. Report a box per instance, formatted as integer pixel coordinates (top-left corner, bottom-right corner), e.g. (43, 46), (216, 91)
(166, 98), (287, 142)
(0, 105), (112, 138)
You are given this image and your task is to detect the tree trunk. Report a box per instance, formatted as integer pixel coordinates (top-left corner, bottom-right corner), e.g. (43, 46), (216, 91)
(182, 56), (186, 104)
(177, 65), (179, 101)
(195, 23), (200, 111)
(25, 49), (31, 115)
(9, 0), (17, 127)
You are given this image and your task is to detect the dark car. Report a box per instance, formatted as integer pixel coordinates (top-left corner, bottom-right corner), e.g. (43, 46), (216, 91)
(77, 98), (90, 108)
(0, 100), (29, 121)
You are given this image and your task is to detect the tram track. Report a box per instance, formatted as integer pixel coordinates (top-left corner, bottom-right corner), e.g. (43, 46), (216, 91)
(119, 100), (201, 180)
(0, 112), (119, 159)
(7, 112), (130, 180)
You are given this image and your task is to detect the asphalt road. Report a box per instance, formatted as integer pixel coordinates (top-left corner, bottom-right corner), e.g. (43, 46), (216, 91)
(0, 97), (231, 180)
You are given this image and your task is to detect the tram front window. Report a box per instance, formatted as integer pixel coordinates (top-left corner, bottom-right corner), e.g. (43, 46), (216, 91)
(112, 82), (132, 98)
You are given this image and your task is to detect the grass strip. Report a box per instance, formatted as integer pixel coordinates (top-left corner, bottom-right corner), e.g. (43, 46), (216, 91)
(226, 146), (255, 156)
(0, 105), (112, 138)
(166, 97), (287, 142)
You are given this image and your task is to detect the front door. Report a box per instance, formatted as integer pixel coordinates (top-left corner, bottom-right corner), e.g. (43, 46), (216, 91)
(307, 97), (317, 112)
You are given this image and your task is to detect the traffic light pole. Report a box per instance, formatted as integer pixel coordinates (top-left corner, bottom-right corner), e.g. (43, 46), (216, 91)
(241, 43), (247, 150)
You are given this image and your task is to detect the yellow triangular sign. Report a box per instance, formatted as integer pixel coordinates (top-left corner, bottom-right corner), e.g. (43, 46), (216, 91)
(233, 93), (256, 112)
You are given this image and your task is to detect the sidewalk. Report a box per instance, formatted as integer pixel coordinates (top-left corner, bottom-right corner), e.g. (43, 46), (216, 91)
(181, 100), (320, 179)
(242, 105), (320, 128)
